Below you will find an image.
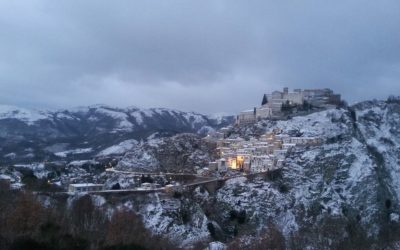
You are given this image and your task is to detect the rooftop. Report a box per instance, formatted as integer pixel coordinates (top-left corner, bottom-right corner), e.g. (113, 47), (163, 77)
(69, 183), (103, 187)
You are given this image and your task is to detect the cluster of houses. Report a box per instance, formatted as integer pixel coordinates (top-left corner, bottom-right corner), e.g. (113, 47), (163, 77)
(237, 87), (341, 125)
(207, 128), (322, 173)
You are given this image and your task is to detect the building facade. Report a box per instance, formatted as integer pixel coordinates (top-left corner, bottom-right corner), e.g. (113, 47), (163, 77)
(236, 87), (341, 125)
(68, 183), (104, 193)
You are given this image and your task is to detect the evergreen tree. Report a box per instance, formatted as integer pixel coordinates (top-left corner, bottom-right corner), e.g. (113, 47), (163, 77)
(111, 183), (121, 190)
(207, 222), (216, 239)
(261, 94), (268, 105)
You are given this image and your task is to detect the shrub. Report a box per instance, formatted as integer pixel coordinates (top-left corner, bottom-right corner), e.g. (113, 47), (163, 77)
(229, 210), (238, 221)
(207, 223), (216, 239)
(237, 210), (246, 224)
(278, 183), (289, 193)
(385, 199), (392, 209)
(111, 183), (121, 190)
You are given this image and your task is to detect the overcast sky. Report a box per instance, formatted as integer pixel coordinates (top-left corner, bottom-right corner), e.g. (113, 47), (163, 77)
(1, 0), (400, 114)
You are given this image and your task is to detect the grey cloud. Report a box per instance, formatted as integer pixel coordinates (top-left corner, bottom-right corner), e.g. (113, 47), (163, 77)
(0, 0), (400, 113)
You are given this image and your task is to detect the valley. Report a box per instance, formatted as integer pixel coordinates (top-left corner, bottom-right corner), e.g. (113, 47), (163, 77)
(1, 96), (400, 249)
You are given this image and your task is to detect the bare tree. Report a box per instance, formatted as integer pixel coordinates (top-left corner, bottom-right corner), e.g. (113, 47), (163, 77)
(6, 192), (46, 239)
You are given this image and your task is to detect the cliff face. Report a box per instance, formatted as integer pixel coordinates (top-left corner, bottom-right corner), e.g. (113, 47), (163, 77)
(203, 99), (400, 248)
(115, 133), (217, 173)
(100, 100), (400, 248)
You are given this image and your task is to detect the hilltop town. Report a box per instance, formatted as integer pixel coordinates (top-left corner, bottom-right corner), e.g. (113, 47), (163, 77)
(237, 87), (341, 124)
(205, 87), (340, 175)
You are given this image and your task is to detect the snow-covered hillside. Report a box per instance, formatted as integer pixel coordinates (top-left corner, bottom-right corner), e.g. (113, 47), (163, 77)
(202, 100), (400, 248)
(93, 99), (400, 248)
(116, 133), (216, 173)
(0, 104), (234, 164)
(0, 105), (51, 125)
(4, 99), (400, 248)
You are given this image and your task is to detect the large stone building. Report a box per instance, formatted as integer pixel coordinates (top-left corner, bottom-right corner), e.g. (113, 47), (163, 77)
(302, 88), (341, 106)
(237, 87), (341, 125)
(237, 106), (273, 125)
(237, 108), (257, 125)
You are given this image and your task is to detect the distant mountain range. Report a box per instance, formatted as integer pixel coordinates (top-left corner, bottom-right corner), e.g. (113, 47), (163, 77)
(0, 104), (234, 164)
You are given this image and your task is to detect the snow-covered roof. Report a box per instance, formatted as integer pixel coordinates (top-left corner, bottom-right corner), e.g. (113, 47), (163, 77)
(0, 174), (12, 180)
(69, 183), (103, 187)
(239, 109), (255, 114)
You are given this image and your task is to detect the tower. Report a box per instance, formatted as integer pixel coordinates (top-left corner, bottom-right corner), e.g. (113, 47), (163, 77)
(283, 87), (289, 95)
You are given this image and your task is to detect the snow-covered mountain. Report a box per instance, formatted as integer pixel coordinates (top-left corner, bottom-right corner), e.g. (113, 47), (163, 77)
(0, 104), (234, 164)
(3, 98), (400, 248)
(93, 98), (400, 248)
(193, 98), (400, 248)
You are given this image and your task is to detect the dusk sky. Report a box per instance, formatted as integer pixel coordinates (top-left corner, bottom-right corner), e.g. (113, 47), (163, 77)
(1, 0), (400, 114)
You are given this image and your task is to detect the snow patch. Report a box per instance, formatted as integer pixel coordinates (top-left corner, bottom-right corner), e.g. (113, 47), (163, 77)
(55, 148), (93, 157)
(0, 105), (50, 125)
(97, 139), (138, 156)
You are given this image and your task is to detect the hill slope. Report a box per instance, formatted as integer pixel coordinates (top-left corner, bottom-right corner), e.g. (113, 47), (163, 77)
(0, 105), (234, 164)
(204, 99), (400, 248)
